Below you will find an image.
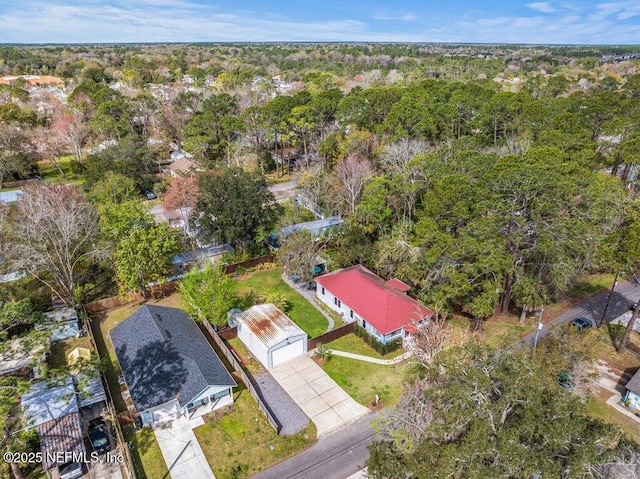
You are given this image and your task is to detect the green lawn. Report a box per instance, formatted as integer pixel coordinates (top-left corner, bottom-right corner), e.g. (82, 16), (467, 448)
(195, 386), (316, 479)
(127, 425), (169, 479)
(235, 268), (328, 337)
(326, 333), (405, 359)
(36, 155), (84, 186)
(585, 393), (640, 444)
(47, 336), (93, 368)
(322, 355), (410, 407)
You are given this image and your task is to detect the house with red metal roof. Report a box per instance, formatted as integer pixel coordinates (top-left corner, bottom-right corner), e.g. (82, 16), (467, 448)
(315, 265), (433, 345)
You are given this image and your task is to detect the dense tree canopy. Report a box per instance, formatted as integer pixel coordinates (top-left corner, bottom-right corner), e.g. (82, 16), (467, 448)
(194, 167), (279, 249)
(368, 344), (638, 479)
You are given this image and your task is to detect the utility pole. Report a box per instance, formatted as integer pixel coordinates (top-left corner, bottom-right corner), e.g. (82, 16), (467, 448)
(533, 307), (544, 349)
(617, 302), (640, 354)
(598, 271), (620, 328)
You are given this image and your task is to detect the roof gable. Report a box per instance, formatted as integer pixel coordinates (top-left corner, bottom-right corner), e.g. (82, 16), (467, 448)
(315, 265), (432, 335)
(109, 305), (235, 411)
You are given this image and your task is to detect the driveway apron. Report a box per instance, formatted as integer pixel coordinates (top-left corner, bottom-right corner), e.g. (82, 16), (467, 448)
(152, 409), (215, 479)
(270, 355), (369, 437)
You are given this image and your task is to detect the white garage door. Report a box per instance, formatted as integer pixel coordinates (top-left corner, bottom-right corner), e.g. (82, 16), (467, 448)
(271, 340), (305, 368)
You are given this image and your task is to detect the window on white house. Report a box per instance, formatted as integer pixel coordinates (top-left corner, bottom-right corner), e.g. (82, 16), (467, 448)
(350, 309), (353, 318)
(321, 287), (325, 295)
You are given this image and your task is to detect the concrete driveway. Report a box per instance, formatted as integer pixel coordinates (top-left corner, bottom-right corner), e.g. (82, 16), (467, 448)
(270, 355), (369, 437)
(152, 412), (215, 479)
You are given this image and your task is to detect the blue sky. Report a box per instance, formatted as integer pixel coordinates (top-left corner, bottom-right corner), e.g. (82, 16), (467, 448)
(1, 0), (640, 44)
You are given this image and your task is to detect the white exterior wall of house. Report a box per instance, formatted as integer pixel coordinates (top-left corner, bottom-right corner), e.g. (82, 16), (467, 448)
(187, 385), (234, 409)
(625, 390), (640, 411)
(316, 283), (360, 323)
(140, 385), (234, 425)
(141, 398), (182, 425)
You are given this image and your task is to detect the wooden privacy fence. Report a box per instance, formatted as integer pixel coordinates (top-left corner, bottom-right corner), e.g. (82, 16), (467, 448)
(80, 307), (136, 479)
(84, 255), (275, 313)
(200, 320), (281, 434)
(308, 322), (354, 350)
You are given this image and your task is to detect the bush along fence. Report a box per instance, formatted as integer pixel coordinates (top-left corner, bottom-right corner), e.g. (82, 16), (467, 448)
(200, 320), (282, 434)
(353, 324), (402, 355)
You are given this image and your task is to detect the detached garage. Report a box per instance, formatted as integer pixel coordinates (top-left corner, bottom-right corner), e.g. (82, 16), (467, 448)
(236, 304), (308, 369)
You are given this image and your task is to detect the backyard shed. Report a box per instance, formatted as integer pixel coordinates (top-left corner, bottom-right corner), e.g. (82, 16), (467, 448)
(236, 303), (308, 369)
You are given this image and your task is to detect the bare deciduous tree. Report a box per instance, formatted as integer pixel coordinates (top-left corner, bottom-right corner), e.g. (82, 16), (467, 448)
(7, 184), (103, 305)
(334, 155), (373, 214)
(276, 230), (320, 285)
(29, 125), (68, 178)
(52, 108), (90, 164)
(297, 165), (330, 216)
(405, 311), (451, 367)
(374, 379), (434, 453)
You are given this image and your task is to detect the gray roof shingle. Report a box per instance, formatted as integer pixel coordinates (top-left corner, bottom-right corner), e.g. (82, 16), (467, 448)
(109, 305), (235, 411)
(626, 369), (640, 395)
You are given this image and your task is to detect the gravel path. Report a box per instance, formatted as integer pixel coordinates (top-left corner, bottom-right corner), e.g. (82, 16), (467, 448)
(252, 372), (310, 436)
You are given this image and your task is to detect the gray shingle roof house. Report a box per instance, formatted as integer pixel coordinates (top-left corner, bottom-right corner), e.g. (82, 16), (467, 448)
(109, 305), (236, 424)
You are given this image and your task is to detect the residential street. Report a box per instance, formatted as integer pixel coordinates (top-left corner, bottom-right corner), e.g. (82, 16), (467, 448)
(251, 412), (378, 479)
(252, 278), (640, 479)
(522, 278), (640, 345)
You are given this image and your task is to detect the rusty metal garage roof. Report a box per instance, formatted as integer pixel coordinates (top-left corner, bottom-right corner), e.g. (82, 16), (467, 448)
(236, 304), (307, 349)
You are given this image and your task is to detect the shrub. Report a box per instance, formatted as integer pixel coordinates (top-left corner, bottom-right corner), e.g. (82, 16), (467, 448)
(353, 324), (402, 355)
(315, 342), (332, 360)
(266, 292), (290, 312)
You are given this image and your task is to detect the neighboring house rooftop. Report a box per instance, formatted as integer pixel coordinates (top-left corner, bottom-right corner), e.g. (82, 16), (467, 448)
(38, 412), (85, 470)
(626, 369), (640, 395)
(42, 307), (80, 342)
(315, 265), (433, 335)
(279, 216), (344, 237)
(0, 75), (64, 87)
(76, 373), (107, 408)
(21, 377), (78, 428)
(0, 337), (48, 376)
(235, 303), (307, 349)
(166, 156), (198, 176)
(172, 244), (234, 267)
(109, 305), (235, 412)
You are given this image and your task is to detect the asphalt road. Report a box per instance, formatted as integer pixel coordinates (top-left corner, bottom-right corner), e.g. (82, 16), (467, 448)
(251, 412), (378, 479)
(522, 278), (640, 346)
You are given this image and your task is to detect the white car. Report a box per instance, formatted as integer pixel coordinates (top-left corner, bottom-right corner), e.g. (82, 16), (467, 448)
(58, 462), (83, 479)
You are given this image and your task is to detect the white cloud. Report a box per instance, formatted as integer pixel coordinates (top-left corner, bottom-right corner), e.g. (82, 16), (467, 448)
(526, 2), (556, 13)
(0, 0), (639, 44)
(372, 13), (418, 22)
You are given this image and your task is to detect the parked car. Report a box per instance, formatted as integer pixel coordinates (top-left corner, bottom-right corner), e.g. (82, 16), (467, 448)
(58, 461), (83, 479)
(570, 317), (593, 331)
(142, 188), (157, 200)
(88, 418), (111, 453)
(631, 303), (638, 312)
